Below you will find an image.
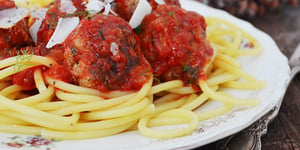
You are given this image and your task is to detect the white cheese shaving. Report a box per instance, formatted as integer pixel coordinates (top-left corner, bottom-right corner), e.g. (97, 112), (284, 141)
(30, 8), (48, 19)
(46, 17), (80, 49)
(110, 42), (119, 56)
(60, 0), (77, 14)
(154, 0), (165, 5)
(129, 0), (152, 29)
(29, 8), (48, 44)
(0, 7), (29, 29)
(85, 0), (114, 15)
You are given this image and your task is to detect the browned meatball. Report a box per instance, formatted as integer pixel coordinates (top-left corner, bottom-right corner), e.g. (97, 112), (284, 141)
(148, 0), (181, 9)
(0, 0), (34, 55)
(37, 0), (90, 44)
(138, 5), (214, 87)
(0, 19), (33, 50)
(0, 0), (15, 10)
(62, 14), (151, 92)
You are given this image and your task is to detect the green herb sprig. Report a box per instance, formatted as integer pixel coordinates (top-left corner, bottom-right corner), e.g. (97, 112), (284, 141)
(14, 48), (34, 72)
(181, 61), (201, 90)
(164, 11), (179, 34)
(140, 67), (160, 83)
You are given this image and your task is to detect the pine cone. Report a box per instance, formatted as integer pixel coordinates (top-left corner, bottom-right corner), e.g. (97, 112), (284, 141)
(198, 0), (299, 17)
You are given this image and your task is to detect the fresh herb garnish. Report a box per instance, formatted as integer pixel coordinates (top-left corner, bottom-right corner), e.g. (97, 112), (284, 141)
(71, 47), (78, 56)
(4, 48), (12, 56)
(139, 67), (160, 82)
(47, 10), (58, 29)
(164, 11), (179, 34)
(98, 28), (105, 40)
(181, 61), (201, 89)
(14, 48), (34, 72)
(68, 10), (93, 19)
(133, 25), (142, 34)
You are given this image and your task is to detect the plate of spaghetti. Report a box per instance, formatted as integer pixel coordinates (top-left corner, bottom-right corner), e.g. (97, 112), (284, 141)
(0, 0), (290, 149)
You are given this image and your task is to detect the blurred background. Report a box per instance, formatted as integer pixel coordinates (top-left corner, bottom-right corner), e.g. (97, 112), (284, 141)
(195, 0), (300, 149)
(197, 0), (298, 18)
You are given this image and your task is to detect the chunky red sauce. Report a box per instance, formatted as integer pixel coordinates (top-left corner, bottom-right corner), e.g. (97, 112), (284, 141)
(12, 67), (37, 90)
(37, 1), (63, 44)
(0, 10), (33, 51)
(114, 0), (139, 21)
(0, 0), (15, 10)
(62, 14), (151, 92)
(138, 5), (214, 88)
(148, 0), (181, 9)
(1, 0), (213, 93)
(44, 64), (73, 83)
(0, 0), (33, 53)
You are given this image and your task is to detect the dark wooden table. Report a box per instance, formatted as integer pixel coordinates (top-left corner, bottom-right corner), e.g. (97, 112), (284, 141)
(196, 4), (300, 150)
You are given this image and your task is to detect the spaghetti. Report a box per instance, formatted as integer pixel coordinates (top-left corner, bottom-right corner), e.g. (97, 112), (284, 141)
(0, 1), (265, 140)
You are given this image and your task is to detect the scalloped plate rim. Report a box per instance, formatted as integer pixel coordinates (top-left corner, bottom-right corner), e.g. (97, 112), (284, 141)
(0, 1), (291, 150)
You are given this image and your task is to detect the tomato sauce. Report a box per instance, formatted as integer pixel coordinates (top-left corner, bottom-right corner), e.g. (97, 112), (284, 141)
(0, 12), (33, 50)
(1, 0), (213, 93)
(138, 5), (214, 88)
(114, 0), (139, 21)
(148, 0), (181, 9)
(0, 0), (33, 51)
(12, 67), (37, 90)
(0, 0), (15, 10)
(62, 14), (151, 92)
(37, 1), (63, 44)
(44, 64), (73, 83)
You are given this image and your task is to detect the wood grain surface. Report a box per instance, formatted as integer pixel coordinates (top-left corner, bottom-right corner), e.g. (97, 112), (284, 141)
(252, 6), (300, 149)
(195, 4), (300, 150)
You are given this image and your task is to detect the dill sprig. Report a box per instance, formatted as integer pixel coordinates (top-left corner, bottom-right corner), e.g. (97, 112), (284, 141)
(181, 61), (201, 90)
(14, 48), (34, 72)
(164, 11), (179, 34)
(140, 67), (160, 83)
(98, 28), (105, 40)
(67, 10), (94, 19)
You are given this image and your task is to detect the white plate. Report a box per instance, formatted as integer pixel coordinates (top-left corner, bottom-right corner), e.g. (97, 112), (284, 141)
(0, 1), (290, 150)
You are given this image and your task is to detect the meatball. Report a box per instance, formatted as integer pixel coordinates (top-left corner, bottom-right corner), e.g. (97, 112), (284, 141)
(148, 0), (181, 9)
(62, 14), (151, 92)
(114, 0), (139, 21)
(138, 5), (214, 86)
(114, 0), (181, 21)
(0, 19), (33, 50)
(0, 0), (15, 10)
(37, 0), (66, 44)
(37, 0), (89, 44)
(0, 0), (33, 51)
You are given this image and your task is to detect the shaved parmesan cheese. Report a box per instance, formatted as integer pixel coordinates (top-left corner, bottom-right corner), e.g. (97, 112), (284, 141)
(86, 0), (104, 13)
(85, 0), (113, 15)
(60, 0), (77, 14)
(30, 8), (48, 19)
(46, 17), (80, 49)
(0, 7), (29, 29)
(154, 0), (165, 5)
(29, 8), (48, 44)
(129, 0), (152, 29)
(110, 42), (118, 56)
(103, 1), (112, 15)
